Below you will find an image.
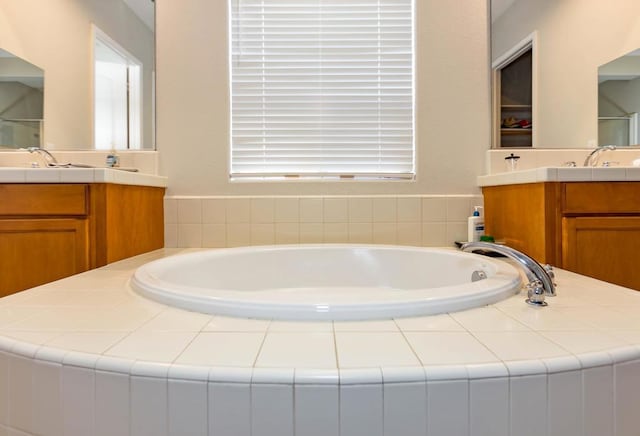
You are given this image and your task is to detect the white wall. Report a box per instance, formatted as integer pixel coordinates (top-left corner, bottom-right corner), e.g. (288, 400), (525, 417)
(492, 0), (640, 148)
(0, 0), (155, 150)
(156, 0), (491, 196)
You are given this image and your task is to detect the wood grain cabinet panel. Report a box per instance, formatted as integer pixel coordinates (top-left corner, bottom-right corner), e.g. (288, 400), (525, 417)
(0, 219), (88, 297)
(0, 183), (165, 296)
(483, 181), (640, 291)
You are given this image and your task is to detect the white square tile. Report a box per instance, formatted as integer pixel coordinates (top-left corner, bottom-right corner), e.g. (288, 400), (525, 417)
(548, 370), (583, 436)
(510, 375), (547, 436)
(323, 222), (348, 243)
(202, 198), (226, 223)
(334, 320), (398, 332)
(177, 198), (202, 224)
(226, 198), (251, 223)
(372, 222), (396, 244)
(274, 198), (300, 223)
(256, 333), (336, 368)
(405, 331), (497, 365)
(427, 380), (469, 436)
(131, 375), (168, 436)
(372, 198), (397, 222)
(421, 197), (447, 222)
(62, 365), (95, 436)
(348, 198), (372, 222)
(202, 223), (227, 247)
(323, 198), (348, 223)
(396, 222), (421, 246)
(168, 379), (207, 436)
(470, 378), (508, 436)
(268, 321), (333, 333)
(614, 359), (640, 436)
(397, 198), (421, 222)
(251, 383), (294, 436)
(395, 314), (465, 331)
(450, 306), (529, 332)
(226, 223), (251, 247)
(294, 384), (339, 436)
(209, 382), (251, 436)
(250, 223), (275, 245)
(541, 330), (627, 354)
(164, 198), (178, 224)
(164, 223), (178, 247)
(251, 198), (275, 223)
(335, 332), (419, 368)
(299, 223), (323, 243)
(138, 308), (212, 332)
(421, 222), (447, 246)
(340, 384), (383, 436)
(275, 223), (299, 244)
(473, 331), (568, 361)
(177, 224), (202, 248)
(383, 382), (427, 436)
(32, 361), (62, 436)
(446, 221), (467, 245)
(8, 355), (32, 433)
(299, 198), (323, 223)
(176, 332), (265, 366)
(348, 222), (373, 243)
(583, 365), (613, 436)
(95, 370), (130, 436)
(106, 331), (197, 363)
(446, 196), (471, 221)
(204, 316), (270, 332)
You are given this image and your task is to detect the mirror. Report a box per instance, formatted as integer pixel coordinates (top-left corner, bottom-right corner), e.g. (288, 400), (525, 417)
(598, 49), (640, 147)
(491, 0), (640, 148)
(0, 0), (154, 150)
(0, 48), (44, 149)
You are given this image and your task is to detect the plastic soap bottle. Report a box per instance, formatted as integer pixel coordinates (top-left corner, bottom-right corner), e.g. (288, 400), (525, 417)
(467, 206), (484, 242)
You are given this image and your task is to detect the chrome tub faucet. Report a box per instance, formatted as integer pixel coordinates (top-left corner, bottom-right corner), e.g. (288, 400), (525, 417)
(461, 242), (556, 307)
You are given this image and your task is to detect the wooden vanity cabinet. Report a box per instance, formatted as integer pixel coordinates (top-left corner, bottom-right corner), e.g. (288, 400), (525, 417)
(0, 183), (164, 297)
(483, 181), (640, 290)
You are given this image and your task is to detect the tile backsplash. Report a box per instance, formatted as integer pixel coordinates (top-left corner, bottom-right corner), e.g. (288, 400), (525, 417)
(164, 195), (484, 248)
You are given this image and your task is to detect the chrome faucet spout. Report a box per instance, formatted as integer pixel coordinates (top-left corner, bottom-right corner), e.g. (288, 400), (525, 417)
(460, 242), (556, 306)
(26, 147), (58, 167)
(583, 144), (616, 167)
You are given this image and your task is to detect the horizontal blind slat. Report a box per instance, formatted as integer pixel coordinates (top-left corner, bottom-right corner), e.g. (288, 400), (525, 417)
(231, 0), (414, 177)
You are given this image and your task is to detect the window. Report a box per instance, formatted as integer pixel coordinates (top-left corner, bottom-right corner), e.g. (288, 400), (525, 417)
(93, 27), (142, 150)
(230, 0), (415, 179)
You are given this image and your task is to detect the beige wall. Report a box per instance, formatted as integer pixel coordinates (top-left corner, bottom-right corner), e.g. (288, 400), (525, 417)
(0, 0), (155, 150)
(156, 0), (491, 196)
(492, 0), (640, 148)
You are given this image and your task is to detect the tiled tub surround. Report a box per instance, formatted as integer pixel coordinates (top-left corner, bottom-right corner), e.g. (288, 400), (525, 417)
(164, 195), (484, 248)
(1, 250), (640, 435)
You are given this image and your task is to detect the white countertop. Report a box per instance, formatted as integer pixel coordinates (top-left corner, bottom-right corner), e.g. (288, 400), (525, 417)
(478, 166), (640, 187)
(0, 167), (167, 187)
(1, 248), (640, 383)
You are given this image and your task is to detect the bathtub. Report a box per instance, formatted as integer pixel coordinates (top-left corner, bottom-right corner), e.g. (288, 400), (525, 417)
(131, 244), (522, 320)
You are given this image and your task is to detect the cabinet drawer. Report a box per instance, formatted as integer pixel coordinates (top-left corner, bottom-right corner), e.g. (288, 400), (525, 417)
(0, 184), (88, 216)
(563, 182), (640, 214)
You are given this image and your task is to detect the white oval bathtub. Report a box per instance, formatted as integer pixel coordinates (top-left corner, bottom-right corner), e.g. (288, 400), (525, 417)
(131, 244), (522, 320)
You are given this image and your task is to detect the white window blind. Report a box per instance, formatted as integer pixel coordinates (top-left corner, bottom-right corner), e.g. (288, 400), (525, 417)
(230, 0), (415, 179)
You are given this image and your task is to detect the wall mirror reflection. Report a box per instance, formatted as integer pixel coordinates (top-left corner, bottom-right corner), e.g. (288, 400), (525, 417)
(491, 0), (640, 149)
(0, 48), (44, 149)
(0, 0), (154, 151)
(598, 49), (640, 147)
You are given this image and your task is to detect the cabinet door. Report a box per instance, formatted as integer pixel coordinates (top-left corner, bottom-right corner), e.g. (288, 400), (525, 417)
(563, 217), (640, 290)
(0, 219), (89, 296)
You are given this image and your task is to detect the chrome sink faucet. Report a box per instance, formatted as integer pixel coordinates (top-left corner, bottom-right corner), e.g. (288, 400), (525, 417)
(26, 147), (58, 167)
(460, 242), (556, 306)
(583, 144), (616, 167)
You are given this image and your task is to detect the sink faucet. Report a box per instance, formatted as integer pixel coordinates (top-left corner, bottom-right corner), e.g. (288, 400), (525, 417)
(26, 147), (58, 167)
(460, 241), (556, 306)
(583, 144), (616, 167)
